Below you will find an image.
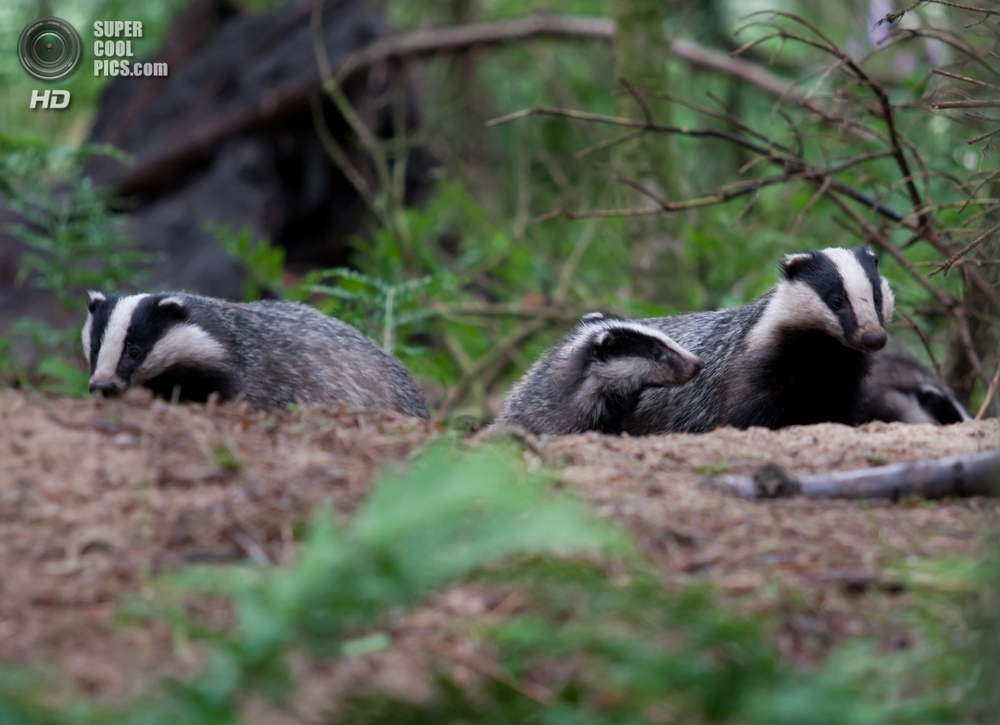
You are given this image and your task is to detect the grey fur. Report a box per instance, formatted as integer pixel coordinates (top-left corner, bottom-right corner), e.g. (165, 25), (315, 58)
(494, 313), (703, 434)
(82, 291), (429, 418)
(856, 341), (971, 425)
(625, 246), (895, 434)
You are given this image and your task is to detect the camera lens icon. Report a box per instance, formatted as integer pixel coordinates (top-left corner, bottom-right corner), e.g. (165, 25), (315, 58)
(18, 17), (81, 81)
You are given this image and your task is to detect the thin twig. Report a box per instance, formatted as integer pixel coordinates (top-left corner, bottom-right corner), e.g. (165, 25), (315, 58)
(930, 220), (1000, 277)
(975, 341), (1000, 420)
(574, 128), (645, 159)
(618, 76), (654, 126)
(931, 69), (1000, 92)
(308, 92), (382, 223)
(788, 175), (831, 241)
(554, 216), (601, 302)
(897, 309), (944, 379)
(311, 0), (392, 197)
(427, 639), (551, 704)
(927, 0), (999, 19)
(827, 193), (958, 310)
(431, 302), (586, 320)
(488, 106), (911, 227)
(439, 318), (548, 417)
(932, 99), (1000, 110)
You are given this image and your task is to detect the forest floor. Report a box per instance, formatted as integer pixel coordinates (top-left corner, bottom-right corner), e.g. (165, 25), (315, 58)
(0, 388), (997, 713)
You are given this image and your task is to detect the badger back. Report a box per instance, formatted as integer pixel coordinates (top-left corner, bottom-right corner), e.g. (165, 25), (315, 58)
(233, 300), (430, 418)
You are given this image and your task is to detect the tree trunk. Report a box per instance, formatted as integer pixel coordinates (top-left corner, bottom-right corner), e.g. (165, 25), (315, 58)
(612, 0), (691, 307)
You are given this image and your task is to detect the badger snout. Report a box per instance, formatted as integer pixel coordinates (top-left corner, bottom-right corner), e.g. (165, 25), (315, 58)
(89, 379), (125, 398)
(680, 353), (704, 381)
(845, 327), (888, 353)
(858, 330), (887, 353)
(661, 349), (703, 385)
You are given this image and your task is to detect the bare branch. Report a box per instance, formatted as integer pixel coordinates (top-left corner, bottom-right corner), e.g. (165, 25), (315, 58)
(930, 220), (1000, 276)
(932, 69), (1000, 92)
(827, 193), (959, 310)
(932, 99), (1000, 110)
(618, 76), (654, 126)
(927, 0), (1000, 18)
(896, 309), (944, 380)
(976, 340), (1000, 420)
(707, 449), (1000, 500)
(308, 92), (382, 223)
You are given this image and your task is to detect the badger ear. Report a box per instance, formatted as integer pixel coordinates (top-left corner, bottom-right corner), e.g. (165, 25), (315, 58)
(860, 246), (879, 265)
(86, 290), (106, 313)
(158, 296), (189, 321)
(781, 252), (812, 280)
(581, 311), (606, 324)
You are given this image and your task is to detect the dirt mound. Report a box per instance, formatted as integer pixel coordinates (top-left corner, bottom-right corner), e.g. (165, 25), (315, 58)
(0, 388), (996, 705)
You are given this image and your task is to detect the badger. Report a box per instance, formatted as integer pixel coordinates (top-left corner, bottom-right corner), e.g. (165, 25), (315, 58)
(493, 312), (703, 435)
(81, 291), (430, 418)
(855, 341), (971, 425)
(624, 246), (895, 434)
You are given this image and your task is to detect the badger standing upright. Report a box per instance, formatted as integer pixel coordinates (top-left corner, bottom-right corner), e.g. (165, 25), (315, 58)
(82, 291), (430, 418)
(494, 312), (703, 434)
(625, 246), (895, 434)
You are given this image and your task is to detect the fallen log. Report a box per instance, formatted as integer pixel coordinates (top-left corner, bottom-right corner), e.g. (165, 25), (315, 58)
(704, 448), (1000, 500)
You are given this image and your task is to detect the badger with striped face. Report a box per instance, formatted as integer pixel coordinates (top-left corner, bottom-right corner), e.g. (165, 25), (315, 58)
(494, 312), (703, 435)
(624, 246), (895, 433)
(82, 291), (430, 418)
(856, 341), (971, 425)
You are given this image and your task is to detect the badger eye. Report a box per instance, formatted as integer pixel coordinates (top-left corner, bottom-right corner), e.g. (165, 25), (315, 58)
(127, 345), (143, 361)
(830, 296), (845, 311)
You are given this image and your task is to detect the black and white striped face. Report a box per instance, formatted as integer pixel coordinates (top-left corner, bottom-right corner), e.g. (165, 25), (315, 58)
(82, 292), (227, 398)
(573, 313), (703, 387)
(749, 246), (894, 353)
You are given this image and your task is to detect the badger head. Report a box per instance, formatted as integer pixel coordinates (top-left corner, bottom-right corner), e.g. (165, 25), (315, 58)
(576, 313), (703, 389)
(751, 246), (895, 354)
(861, 343), (971, 425)
(82, 291), (227, 398)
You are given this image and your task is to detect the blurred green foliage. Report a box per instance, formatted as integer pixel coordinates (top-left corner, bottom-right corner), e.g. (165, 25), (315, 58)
(0, 135), (147, 394)
(0, 440), (995, 724)
(0, 136), (142, 307)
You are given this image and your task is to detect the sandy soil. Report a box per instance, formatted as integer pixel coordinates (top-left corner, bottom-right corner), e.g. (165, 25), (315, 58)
(0, 388), (996, 708)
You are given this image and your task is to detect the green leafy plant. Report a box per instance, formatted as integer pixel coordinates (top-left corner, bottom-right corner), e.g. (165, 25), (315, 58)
(207, 222), (286, 303)
(0, 135), (150, 394)
(0, 136), (143, 308)
(298, 268), (445, 355)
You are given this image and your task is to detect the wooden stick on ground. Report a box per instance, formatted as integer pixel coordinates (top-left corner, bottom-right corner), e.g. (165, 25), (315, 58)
(705, 448), (1000, 500)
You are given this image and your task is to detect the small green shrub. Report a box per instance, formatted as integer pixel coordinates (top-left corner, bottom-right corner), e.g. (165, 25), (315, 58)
(0, 136), (150, 394)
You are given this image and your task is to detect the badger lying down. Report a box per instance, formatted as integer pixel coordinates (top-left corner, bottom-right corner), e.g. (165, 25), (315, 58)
(855, 342), (970, 425)
(493, 312), (703, 435)
(82, 291), (429, 418)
